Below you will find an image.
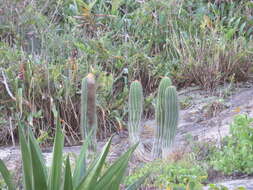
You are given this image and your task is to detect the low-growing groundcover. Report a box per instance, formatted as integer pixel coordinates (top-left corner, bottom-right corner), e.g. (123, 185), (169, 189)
(124, 159), (207, 189)
(125, 115), (253, 189)
(1, 115), (252, 189)
(211, 115), (253, 175)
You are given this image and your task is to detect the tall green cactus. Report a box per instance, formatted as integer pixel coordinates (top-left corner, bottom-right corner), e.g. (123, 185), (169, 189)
(128, 80), (143, 144)
(153, 77), (179, 158)
(162, 86), (179, 157)
(80, 73), (97, 146)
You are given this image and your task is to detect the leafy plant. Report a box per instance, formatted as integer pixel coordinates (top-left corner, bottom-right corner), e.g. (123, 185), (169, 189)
(0, 121), (141, 190)
(207, 184), (229, 190)
(211, 114), (253, 175)
(1, 0), (253, 145)
(125, 159), (207, 189)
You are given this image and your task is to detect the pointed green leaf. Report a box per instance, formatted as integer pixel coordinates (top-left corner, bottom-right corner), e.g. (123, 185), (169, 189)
(29, 137), (47, 190)
(28, 127), (47, 179)
(18, 124), (33, 190)
(77, 137), (112, 190)
(0, 159), (15, 190)
(48, 119), (64, 190)
(63, 156), (73, 190)
(94, 144), (138, 190)
(72, 136), (90, 188)
(125, 173), (149, 190)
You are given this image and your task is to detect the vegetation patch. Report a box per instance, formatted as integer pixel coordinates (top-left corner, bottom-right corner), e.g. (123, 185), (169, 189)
(210, 115), (253, 175)
(125, 158), (207, 189)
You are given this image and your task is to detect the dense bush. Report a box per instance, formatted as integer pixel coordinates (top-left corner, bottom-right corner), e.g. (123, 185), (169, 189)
(125, 158), (207, 189)
(211, 115), (253, 175)
(0, 0), (252, 144)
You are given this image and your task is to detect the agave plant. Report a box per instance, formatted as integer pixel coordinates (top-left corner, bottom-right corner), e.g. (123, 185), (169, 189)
(0, 120), (143, 190)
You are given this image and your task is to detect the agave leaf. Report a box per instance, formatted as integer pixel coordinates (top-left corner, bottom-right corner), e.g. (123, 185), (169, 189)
(28, 127), (47, 179)
(18, 124), (33, 190)
(94, 144), (138, 190)
(48, 119), (64, 190)
(76, 137), (112, 190)
(63, 156), (74, 190)
(125, 173), (149, 190)
(72, 134), (91, 188)
(0, 159), (15, 190)
(29, 137), (48, 190)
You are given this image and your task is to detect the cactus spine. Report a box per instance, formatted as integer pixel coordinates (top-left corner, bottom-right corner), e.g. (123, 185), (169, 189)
(152, 77), (172, 158)
(162, 86), (179, 157)
(80, 73), (97, 146)
(153, 77), (178, 158)
(128, 81), (143, 144)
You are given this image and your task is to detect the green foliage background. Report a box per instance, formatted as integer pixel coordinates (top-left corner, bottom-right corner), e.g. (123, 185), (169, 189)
(0, 0), (253, 144)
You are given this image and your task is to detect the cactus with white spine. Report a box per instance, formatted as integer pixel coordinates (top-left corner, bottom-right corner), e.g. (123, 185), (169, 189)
(128, 80), (143, 144)
(80, 73), (97, 146)
(162, 86), (179, 157)
(152, 77), (172, 158)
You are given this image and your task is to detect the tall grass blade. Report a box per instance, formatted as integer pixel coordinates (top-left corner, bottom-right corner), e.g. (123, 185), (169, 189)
(18, 124), (33, 190)
(94, 144), (138, 190)
(48, 118), (64, 190)
(72, 133), (91, 188)
(29, 137), (48, 190)
(63, 156), (74, 190)
(28, 127), (47, 179)
(0, 159), (15, 190)
(76, 137), (112, 190)
(125, 173), (149, 190)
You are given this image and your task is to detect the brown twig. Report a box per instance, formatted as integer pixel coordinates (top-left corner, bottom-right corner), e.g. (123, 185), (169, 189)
(0, 68), (32, 109)
(0, 68), (16, 101)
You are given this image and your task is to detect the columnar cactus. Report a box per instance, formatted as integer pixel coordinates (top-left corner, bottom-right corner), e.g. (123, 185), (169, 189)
(152, 77), (172, 158)
(162, 86), (179, 157)
(80, 73), (97, 146)
(128, 80), (143, 144)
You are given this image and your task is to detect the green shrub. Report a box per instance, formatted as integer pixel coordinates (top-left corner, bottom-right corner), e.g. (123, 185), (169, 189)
(211, 115), (253, 175)
(125, 158), (207, 189)
(1, 0), (253, 144)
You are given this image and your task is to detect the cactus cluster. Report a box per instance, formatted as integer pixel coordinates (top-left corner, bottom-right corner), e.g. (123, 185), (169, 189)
(79, 72), (178, 160)
(128, 77), (179, 159)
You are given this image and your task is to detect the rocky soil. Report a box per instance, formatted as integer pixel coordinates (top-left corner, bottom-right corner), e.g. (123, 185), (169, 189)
(1, 82), (253, 189)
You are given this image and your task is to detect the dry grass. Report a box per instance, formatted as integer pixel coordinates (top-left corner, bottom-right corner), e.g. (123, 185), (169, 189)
(171, 34), (253, 90)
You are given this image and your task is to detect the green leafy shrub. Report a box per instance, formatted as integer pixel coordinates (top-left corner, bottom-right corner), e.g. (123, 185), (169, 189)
(211, 115), (253, 175)
(1, 0), (253, 144)
(125, 159), (207, 189)
(0, 121), (141, 190)
(207, 184), (229, 190)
